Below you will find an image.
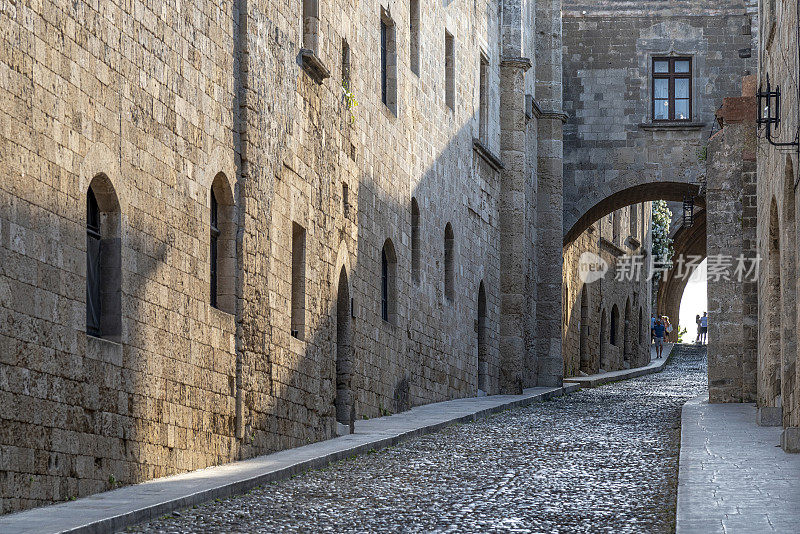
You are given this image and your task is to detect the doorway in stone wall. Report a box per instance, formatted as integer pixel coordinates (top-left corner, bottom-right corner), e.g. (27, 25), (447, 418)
(624, 298), (632, 369)
(336, 267), (354, 434)
(477, 281), (488, 395)
(579, 286), (589, 373)
(600, 309), (608, 371)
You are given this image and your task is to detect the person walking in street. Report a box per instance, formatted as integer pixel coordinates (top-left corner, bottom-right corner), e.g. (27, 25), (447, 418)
(653, 317), (666, 358)
(651, 313), (657, 344)
(699, 312), (708, 344)
(664, 316), (673, 342)
(695, 314), (701, 343)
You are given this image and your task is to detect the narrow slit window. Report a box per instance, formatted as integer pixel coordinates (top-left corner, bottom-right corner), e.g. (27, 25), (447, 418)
(291, 222), (307, 339)
(342, 39), (351, 91)
(411, 198), (420, 283)
(381, 248), (389, 321)
(86, 188), (102, 337)
(210, 189), (219, 308)
(479, 54), (489, 143)
(410, 0), (420, 75)
(380, 13), (398, 114)
(302, 0), (320, 54)
(445, 31), (455, 110)
(381, 240), (397, 323)
(444, 223), (454, 301)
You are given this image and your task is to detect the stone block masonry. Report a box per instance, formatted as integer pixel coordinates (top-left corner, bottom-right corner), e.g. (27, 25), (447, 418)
(0, 0), (564, 513)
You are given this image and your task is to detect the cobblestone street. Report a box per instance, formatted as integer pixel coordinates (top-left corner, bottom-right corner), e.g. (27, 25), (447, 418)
(127, 346), (706, 534)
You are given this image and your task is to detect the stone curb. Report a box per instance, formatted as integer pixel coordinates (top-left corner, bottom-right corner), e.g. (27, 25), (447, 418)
(563, 343), (676, 388)
(0, 384), (580, 534)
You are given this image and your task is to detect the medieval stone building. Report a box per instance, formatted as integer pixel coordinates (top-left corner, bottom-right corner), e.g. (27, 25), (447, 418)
(0, 0), (565, 513)
(752, 0), (800, 452)
(560, 0), (757, 377)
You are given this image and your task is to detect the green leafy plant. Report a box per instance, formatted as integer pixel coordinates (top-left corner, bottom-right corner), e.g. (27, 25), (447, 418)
(651, 200), (673, 281)
(677, 327), (687, 343)
(696, 145), (707, 162)
(342, 82), (358, 124)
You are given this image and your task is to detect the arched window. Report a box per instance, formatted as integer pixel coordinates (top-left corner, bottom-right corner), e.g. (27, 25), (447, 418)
(444, 223), (454, 302)
(381, 239), (397, 323)
(210, 189), (219, 308)
(86, 175), (121, 340)
(210, 174), (236, 313)
(611, 304), (619, 346)
(411, 198), (420, 283)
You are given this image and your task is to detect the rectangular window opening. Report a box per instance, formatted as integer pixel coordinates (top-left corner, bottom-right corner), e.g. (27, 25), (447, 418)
(479, 54), (489, 143)
(380, 14), (398, 114)
(445, 31), (455, 110)
(342, 39), (351, 91)
(410, 0), (420, 75)
(652, 57), (692, 122)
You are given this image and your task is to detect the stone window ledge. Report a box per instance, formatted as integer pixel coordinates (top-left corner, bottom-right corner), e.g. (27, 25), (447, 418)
(599, 237), (626, 257)
(638, 121), (706, 131)
(300, 49), (330, 84)
(626, 236), (641, 249)
(472, 138), (504, 171)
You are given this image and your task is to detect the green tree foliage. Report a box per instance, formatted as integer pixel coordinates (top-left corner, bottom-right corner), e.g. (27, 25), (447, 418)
(651, 200), (673, 280)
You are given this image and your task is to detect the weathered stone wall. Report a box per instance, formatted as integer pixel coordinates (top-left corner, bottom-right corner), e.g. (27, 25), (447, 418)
(755, 0), (800, 451)
(0, 0), (562, 513)
(706, 80), (757, 405)
(563, 204), (651, 377)
(561, 0), (756, 241)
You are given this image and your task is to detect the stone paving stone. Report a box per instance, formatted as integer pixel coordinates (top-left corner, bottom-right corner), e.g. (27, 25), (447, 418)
(125, 345), (708, 534)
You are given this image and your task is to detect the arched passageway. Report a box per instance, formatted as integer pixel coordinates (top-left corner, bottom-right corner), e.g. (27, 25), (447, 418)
(564, 181), (703, 247)
(657, 208), (707, 333)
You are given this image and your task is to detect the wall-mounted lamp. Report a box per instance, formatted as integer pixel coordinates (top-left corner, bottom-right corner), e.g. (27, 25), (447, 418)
(757, 74), (799, 147)
(683, 196), (694, 227)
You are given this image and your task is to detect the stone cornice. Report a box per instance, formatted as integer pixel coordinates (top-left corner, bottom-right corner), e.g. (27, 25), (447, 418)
(299, 49), (331, 84)
(526, 94), (568, 123)
(500, 56), (532, 71)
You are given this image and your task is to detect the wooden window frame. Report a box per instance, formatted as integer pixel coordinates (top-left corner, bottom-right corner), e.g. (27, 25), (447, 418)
(652, 57), (692, 122)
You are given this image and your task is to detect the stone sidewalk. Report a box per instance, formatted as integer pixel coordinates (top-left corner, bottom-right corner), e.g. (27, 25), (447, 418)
(676, 396), (800, 533)
(564, 342), (674, 388)
(0, 384), (580, 534)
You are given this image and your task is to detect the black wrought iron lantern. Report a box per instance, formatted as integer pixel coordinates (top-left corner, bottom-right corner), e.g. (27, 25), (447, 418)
(683, 195), (694, 227)
(757, 74), (799, 147)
